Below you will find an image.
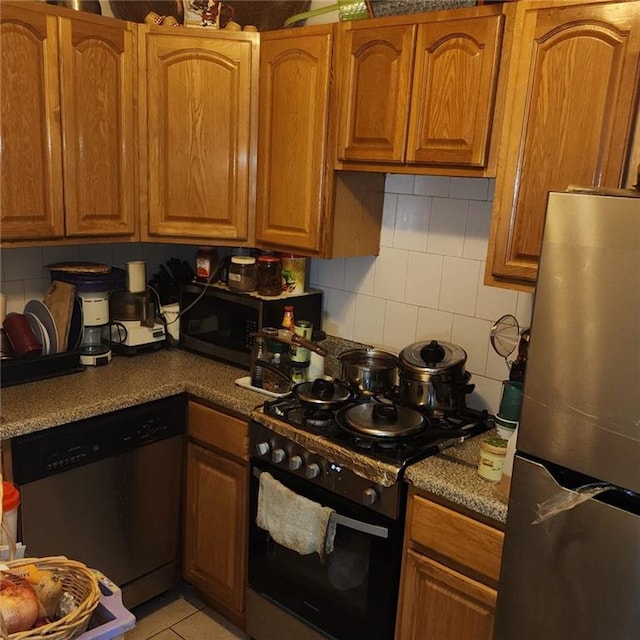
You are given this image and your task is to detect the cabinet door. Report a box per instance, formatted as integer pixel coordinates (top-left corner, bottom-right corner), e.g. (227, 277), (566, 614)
(0, 4), (64, 241)
(336, 24), (416, 163)
(59, 16), (136, 237)
(407, 15), (503, 166)
(143, 29), (257, 241)
(184, 442), (248, 621)
(256, 28), (332, 253)
(396, 550), (497, 640)
(488, 0), (640, 285)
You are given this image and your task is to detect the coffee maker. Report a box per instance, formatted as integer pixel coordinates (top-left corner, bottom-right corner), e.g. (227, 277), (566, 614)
(106, 261), (166, 354)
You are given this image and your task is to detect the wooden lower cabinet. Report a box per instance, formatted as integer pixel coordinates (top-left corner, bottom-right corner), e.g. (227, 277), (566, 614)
(396, 491), (504, 640)
(183, 401), (249, 630)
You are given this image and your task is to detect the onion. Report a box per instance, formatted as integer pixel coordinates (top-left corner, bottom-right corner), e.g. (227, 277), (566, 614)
(0, 578), (39, 634)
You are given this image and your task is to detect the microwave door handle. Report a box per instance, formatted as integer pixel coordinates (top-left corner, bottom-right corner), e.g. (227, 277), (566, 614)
(330, 513), (389, 539)
(252, 468), (389, 539)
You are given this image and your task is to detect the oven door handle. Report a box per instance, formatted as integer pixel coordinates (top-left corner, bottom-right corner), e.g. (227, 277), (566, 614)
(252, 467), (389, 539)
(330, 513), (389, 539)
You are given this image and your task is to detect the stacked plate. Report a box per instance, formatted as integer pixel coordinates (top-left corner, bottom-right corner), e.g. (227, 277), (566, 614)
(22, 297), (83, 356)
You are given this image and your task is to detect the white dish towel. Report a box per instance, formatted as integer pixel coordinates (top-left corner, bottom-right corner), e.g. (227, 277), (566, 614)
(256, 471), (337, 559)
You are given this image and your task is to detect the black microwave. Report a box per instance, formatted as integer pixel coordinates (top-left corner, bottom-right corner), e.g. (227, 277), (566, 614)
(179, 283), (323, 368)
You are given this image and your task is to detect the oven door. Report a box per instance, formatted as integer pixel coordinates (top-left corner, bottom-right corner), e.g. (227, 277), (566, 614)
(249, 458), (403, 640)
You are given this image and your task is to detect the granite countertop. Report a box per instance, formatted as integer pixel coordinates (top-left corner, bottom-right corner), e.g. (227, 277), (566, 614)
(0, 346), (507, 523)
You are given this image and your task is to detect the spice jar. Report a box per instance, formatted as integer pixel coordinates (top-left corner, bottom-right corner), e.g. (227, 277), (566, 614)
(227, 256), (257, 292)
(257, 255), (282, 297)
(477, 436), (508, 482)
(195, 247), (218, 283)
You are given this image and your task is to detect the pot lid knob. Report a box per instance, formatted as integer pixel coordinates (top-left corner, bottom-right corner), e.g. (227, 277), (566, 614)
(372, 403), (398, 424)
(420, 340), (445, 365)
(311, 377), (334, 399)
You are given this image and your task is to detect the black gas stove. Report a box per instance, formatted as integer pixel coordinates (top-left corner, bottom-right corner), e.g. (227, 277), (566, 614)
(262, 393), (489, 469)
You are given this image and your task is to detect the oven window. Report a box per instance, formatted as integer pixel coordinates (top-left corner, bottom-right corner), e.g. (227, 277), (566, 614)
(249, 460), (402, 640)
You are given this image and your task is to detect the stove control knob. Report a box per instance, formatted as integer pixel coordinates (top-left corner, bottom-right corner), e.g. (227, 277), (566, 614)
(289, 455), (303, 471)
(305, 463), (321, 479)
(362, 488), (378, 505)
(272, 448), (286, 464)
(256, 442), (270, 457)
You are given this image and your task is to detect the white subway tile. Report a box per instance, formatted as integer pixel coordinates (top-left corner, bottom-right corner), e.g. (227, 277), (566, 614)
(438, 257), (481, 316)
(344, 256), (376, 295)
(385, 173), (414, 194)
(42, 245), (79, 266)
(475, 279), (518, 321)
(308, 258), (319, 286)
(413, 175), (450, 197)
(393, 194), (430, 252)
(463, 200), (492, 260)
(467, 375), (502, 414)
(416, 307), (453, 342)
(76, 244), (114, 265)
(452, 314), (491, 375)
(380, 192), (398, 248)
(3, 247), (45, 281)
(353, 295), (386, 346)
(485, 348), (511, 382)
(316, 258), (345, 289)
(449, 177), (490, 200)
(404, 252), (443, 308)
(427, 197), (468, 257)
(322, 287), (356, 340)
(24, 278), (51, 304)
(373, 247), (408, 302)
(2, 280), (25, 315)
(382, 301), (418, 352)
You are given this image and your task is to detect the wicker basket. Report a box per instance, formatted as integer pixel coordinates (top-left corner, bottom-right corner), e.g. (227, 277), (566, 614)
(2, 557), (101, 640)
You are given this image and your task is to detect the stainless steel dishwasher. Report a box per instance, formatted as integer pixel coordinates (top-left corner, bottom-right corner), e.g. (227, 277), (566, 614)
(10, 395), (185, 609)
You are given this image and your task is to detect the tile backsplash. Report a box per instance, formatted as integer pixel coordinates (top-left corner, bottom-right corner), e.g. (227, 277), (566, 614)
(0, 175), (532, 413)
(308, 174), (534, 414)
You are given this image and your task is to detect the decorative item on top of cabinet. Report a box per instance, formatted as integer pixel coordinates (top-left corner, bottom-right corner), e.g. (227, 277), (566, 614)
(485, 0), (640, 291)
(138, 25), (259, 246)
(184, 401), (249, 630)
(256, 24), (385, 258)
(396, 489), (504, 640)
(0, 2), (137, 245)
(334, 4), (509, 176)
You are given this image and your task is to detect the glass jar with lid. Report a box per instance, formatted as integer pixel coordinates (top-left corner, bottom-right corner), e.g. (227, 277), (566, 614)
(227, 256), (257, 292)
(257, 255), (282, 297)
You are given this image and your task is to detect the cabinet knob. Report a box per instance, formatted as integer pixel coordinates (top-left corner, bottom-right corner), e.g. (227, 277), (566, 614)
(362, 488), (378, 505)
(289, 455), (303, 471)
(272, 448), (286, 464)
(305, 463), (320, 479)
(256, 442), (270, 457)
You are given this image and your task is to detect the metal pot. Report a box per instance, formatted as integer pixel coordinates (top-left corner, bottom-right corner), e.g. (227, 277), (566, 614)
(292, 378), (352, 411)
(398, 340), (475, 416)
(339, 348), (398, 396)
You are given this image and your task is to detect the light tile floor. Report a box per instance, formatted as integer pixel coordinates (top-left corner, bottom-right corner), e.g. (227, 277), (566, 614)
(125, 583), (248, 640)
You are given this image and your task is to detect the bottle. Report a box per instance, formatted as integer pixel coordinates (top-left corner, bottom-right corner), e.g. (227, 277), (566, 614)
(257, 255), (282, 296)
(281, 305), (295, 331)
(291, 320), (312, 364)
(227, 256), (257, 292)
(250, 337), (265, 388)
(195, 247), (218, 283)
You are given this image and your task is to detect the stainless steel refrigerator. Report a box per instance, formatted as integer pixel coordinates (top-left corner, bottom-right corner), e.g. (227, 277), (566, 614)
(494, 189), (640, 640)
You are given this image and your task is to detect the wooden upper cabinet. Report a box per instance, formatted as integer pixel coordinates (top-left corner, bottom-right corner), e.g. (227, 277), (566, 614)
(407, 15), (503, 166)
(487, 0), (640, 288)
(336, 24), (416, 163)
(59, 16), (136, 237)
(335, 8), (504, 172)
(140, 28), (258, 244)
(256, 27), (332, 253)
(0, 4), (64, 241)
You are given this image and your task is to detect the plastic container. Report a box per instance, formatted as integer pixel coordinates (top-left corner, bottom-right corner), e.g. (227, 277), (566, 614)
(257, 255), (282, 297)
(227, 256), (257, 292)
(195, 247), (218, 283)
(477, 436), (508, 482)
(1, 481), (20, 547)
(281, 254), (307, 294)
(494, 413), (518, 440)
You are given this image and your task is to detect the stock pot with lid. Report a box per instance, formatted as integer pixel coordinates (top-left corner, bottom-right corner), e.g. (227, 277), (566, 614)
(397, 340), (475, 417)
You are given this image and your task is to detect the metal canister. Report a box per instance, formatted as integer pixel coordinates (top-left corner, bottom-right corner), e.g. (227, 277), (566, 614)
(291, 320), (313, 364)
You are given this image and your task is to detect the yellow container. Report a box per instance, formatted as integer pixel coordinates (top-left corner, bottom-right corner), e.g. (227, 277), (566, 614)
(477, 436), (508, 482)
(281, 255), (307, 294)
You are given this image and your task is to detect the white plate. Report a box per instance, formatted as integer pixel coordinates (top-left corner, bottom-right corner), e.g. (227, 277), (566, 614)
(235, 376), (290, 398)
(24, 299), (58, 354)
(24, 311), (51, 355)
